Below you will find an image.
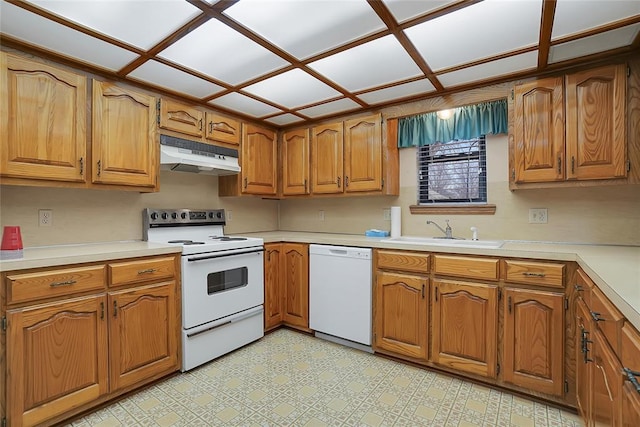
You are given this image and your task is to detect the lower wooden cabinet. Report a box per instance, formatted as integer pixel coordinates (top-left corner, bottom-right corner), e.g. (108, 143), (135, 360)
(622, 381), (640, 427)
(591, 329), (622, 426)
(503, 288), (564, 396)
(7, 295), (109, 427)
(263, 242), (309, 331)
(431, 279), (498, 378)
(108, 282), (178, 391)
(374, 271), (428, 360)
(2, 254), (180, 427)
(575, 298), (593, 422)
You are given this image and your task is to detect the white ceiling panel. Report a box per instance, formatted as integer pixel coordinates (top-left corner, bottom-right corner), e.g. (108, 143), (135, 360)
(405, 0), (542, 72)
(549, 23), (640, 64)
(357, 79), (436, 104)
(0, 1), (137, 71)
(382, 0), (457, 23)
(264, 114), (304, 126)
(128, 60), (225, 99)
(28, 0), (201, 50)
(298, 98), (361, 118)
(308, 35), (422, 91)
(208, 92), (282, 118)
(159, 19), (290, 85)
(243, 69), (341, 109)
(552, 0), (640, 40)
(224, 0), (385, 60)
(438, 51), (538, 87)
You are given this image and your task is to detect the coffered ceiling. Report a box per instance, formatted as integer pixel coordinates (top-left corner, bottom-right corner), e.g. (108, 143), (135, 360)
(1, 0), (639, 128)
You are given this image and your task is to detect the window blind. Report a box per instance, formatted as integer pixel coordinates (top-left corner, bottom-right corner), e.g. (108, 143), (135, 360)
(417, 136), (487, 204)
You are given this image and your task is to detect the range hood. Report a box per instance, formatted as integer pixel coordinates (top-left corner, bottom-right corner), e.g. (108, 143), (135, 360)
(160, 135), (240, 175)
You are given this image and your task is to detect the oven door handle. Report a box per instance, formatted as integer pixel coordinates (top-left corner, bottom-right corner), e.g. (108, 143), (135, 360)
(187, 247), (264, 262)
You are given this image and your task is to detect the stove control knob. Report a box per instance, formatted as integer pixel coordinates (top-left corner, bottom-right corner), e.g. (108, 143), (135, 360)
(150, 212), (159, 220)
(181, 212), (187, 220)
(171, 212), (178, 219)
(217, 212), (223, 219)
(161, 212), (168, 220)
(208, 212), (214, 219)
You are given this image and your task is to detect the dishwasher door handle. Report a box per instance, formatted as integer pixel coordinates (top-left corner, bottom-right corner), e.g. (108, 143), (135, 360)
(329, 249), (349, 255)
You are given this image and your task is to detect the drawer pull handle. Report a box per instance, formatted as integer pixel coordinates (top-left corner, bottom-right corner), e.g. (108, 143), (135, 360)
(137, 268), (157, 275)
(574, 284), (584, 292)
(113, 301), (118, 317)
(523, 272), (546, 278)
(591, 311), (604, 322)
(50, 279), (77, 287)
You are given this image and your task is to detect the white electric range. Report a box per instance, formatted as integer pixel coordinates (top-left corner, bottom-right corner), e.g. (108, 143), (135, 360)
(143, 208), (264, 371)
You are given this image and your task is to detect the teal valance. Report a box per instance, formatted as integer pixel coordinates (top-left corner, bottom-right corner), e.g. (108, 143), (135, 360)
(398, 99), (508, 147)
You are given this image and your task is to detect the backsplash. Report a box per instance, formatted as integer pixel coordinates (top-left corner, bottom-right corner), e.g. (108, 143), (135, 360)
(279, 135), (640, 246)
(0, 171), (279, 247)
(2, 136), (638, 247)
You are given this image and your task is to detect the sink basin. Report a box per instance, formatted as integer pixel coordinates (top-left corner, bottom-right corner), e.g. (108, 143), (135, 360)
(385, 236), (504, 249)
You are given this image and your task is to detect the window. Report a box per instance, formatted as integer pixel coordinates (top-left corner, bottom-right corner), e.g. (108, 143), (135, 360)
(417, 136), (487, 204)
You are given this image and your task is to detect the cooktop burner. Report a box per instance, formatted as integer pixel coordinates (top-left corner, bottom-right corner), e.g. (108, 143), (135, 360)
(168, 240), (205, 245)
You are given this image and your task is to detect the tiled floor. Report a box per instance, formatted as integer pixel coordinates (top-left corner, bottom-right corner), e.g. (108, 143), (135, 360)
(67, 329), (584, 427)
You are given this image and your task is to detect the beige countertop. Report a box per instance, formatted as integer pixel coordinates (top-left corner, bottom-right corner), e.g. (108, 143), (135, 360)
(0, 241), (182, 271)
(2, 233), (638, 331)
(246, 231), (640, 331)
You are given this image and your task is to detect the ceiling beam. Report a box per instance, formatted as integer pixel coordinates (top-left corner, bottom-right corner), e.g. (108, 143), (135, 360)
(537, 0), (557, 69)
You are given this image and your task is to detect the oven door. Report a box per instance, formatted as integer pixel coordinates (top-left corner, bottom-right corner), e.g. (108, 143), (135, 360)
(181, 246), (264, 329)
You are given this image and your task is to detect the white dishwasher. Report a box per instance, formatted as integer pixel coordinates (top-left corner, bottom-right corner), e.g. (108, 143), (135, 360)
(309, 244), (372, 347)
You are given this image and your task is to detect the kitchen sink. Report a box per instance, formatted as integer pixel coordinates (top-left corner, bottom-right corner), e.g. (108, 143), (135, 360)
(385, 236), (504, 249)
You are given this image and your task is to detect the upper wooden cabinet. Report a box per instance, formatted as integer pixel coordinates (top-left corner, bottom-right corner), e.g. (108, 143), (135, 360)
(282, 128), (310, 195)
(92, 81), (157, 190)
(310, 114), (398, 196)
(311, 122), (344, 194)
(219, 124), (277, 196)
(511, 63), (629, 187)
(344, 115), (382, 192)
(158, 99), (240, 146)
(1, 53), (87, 184)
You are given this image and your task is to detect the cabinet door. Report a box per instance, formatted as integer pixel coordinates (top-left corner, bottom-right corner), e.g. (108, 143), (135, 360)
(159, 99), (204, 138)
(312, 122), (343, 194)
(374, 271), (428, 360)
(282, 128), (309, 195)
(503, 288), (564, 396)
(205, 112), (240, 146)
(92, 80), (157, 188)
(241, 124), (277, 195)
(282, 243), (309, 329)
(7, 295), (108, 427)
(108, 282), (178, 391)
(432, 280), (498, 378)
(1, 53), (87, 183)
(566, 64), (627, 180)
(576, 298), (593, 425)
(622, 381), (640, 427)
(344, 114), (382, 192)
(591, 329), (622, 427)
(513, 77), (565, 183)
(264, 243), (284, 331)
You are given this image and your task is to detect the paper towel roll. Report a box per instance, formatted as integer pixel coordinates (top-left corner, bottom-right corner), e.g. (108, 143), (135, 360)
(390, 206), (401, 238)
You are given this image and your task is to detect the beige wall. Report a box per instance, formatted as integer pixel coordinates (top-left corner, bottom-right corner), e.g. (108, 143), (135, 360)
(0, 171), (279, 247)
(279, 134), (640, 246)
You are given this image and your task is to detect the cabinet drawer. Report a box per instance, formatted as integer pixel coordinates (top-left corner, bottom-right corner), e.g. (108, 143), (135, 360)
(433, 255), (499, 281)
(376, 250), (429, 274)
(575, 269), (593, 306)
(591, 286), (624, 355)
(621, 322), (640, 372)
(109, 257), (175, 287)
(7, 265), (106, 304)
(504, 260), (564, 288)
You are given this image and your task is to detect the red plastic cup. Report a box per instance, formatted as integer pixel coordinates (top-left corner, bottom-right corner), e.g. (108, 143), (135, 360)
(1, 226), (23, 250)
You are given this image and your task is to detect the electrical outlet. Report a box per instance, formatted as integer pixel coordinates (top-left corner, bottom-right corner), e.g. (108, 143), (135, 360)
(39, 209), (53, 227)
(318, 210), (325, 221)
(528, 208), (548, 224)
(383, 209), (391, 221)
(226, 210), (233, 222)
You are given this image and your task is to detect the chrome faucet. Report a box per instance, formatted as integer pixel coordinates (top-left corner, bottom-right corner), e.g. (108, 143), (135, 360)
(427, 220), (453, 239)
